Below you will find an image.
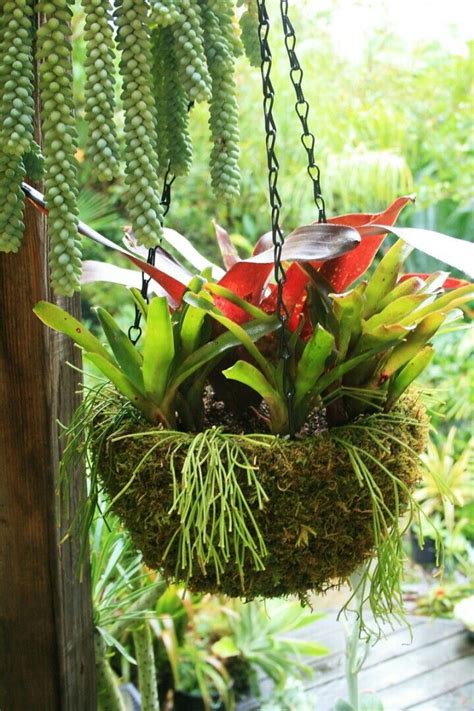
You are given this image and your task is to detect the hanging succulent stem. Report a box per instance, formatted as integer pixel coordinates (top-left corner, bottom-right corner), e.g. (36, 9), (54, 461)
(37, 0), (82, 296)
(151, 27), (192, 178)
(82, 0), (120, 181)
(0, 0), (35, 252)
(201, 1), (241, 200)
(115, 0), (164, 248)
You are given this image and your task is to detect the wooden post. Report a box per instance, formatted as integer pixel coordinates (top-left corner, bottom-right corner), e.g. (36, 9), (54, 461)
(0, 196), (97, 709)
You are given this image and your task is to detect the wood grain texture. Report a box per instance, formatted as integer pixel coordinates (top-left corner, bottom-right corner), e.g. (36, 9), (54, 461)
(0, 197), (96, 707)
(236, 613), (474, 711)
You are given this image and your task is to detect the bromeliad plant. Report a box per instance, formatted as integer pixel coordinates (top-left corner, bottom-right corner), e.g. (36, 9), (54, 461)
(78, 195), (474, 435)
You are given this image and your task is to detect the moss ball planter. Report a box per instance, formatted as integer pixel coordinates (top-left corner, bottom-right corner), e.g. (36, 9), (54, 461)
(90, 390), (429, 602)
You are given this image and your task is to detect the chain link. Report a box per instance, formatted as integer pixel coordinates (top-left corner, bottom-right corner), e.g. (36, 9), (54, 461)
(256, 0), (295, 436)
(128, 164), (176, 344)
(279, 0), (326, 223)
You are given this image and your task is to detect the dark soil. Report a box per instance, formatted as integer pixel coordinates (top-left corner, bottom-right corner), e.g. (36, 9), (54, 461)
(202, 386), (327, 437)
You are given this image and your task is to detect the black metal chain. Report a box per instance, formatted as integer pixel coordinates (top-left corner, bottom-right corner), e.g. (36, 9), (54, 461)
(128, 164), (176, 344)
(256, 0), (295, 437)
(279, 0), (326, 223)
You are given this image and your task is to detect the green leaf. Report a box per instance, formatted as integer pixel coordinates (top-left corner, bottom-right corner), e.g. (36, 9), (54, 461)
(96, 308), (144, 392)
(130, 288), (148, 320)
(386, 345), (434, 408)
(334, 700), (355, 711)
(279, 638), (329, 656)
(399, 284), (474, 326)
(173, 319), (279, 389)
(34, 301), (113, 363)
(179, 304), (207, 360)
(356, 323), (413, 354)
(360, 692), (385, 711)
(378, 275), (424, 310)
(183, 292), (276, 384)
(363, 239), (412, 317)
(331, 283), (365, 358)
(364, 294), (428, 332)
(223, 360), (287, 433)
(205, 283), (275, 322)
(98, 626), (137, 665)
(295, 326), (335, 406)
(211, 636), (240, 659)
(84, 353), (156, 421)
(382, 312), (446, 377)
(318, 341), (401, 394)
(142, 296), (175, 402)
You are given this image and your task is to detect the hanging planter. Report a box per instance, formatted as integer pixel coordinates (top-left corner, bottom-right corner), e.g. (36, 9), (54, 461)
(35, 190), (473, 623)
(92, 389), (428, 600)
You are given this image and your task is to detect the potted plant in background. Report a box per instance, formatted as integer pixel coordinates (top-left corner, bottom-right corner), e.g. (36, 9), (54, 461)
(411, 428), (473, 566)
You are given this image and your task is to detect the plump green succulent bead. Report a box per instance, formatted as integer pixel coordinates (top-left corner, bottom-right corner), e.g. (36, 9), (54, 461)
(202, 3), (240, 200)
(169, 0), (212, 103)
(82, 0), (120, 181)
(207, 0), (242, 59)
(0, 0), (35, 157)
(150, 28), (170, 176)
(115, 0), (164, 247)
(239, 4), (261, 68)
(37, 0), (82, 296)
(150, 0), (180, 28)
(152, 28), (193, 177)
(0, 150), (26, 252)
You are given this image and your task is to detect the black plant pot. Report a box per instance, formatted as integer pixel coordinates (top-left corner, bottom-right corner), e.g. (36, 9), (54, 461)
(410, 529), (437, 566)
(174, 690), (225, 711)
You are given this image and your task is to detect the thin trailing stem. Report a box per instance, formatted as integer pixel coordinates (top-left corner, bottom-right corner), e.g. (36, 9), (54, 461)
(165, 427), (271, 583)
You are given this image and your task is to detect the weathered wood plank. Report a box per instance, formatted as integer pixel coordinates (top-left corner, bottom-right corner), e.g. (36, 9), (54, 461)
(0, 123), (96, 710)
(312, 631), (471, 708)
(380, 656), (474, 710)
(407, 682), (474, 710)
(307, 616), (465, 689)
(237, 616), (472, 711)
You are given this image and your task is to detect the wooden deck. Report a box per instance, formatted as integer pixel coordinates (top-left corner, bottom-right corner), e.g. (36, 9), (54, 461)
(238, 612), (473, 710)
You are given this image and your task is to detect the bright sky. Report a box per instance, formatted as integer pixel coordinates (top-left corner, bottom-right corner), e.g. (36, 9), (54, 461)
(301, 0), (473, 61)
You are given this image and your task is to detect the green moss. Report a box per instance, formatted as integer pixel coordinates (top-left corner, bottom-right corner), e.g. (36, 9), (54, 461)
(94, 390), (428, 600)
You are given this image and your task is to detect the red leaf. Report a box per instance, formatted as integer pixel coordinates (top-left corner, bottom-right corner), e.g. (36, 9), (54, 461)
(252, 230), (273, 255)
(260, 264), (309, 324)
(399, 273), (469, 289)
(213, 221), (240, 269)
(216, 261), (274, 321)
(317, 196), (415, 291)
(126, 254), (188, 305)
